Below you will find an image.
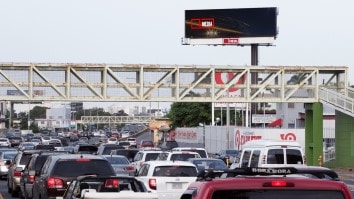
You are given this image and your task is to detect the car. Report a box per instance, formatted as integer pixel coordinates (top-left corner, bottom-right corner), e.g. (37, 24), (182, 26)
(187, 158), (228, 172)
(110, 148), (139, 162)
(181, 166), (352, 199)
(18, 142), (36, 151)
(159, 140), (179, 150)
(19, 151), (68, 199)
(214, 149), (239, 166)
(78, 136), (89, 144)
(127, 138), (137, 147)
(118, 141), (131, 149)
(73, 144), (98, 154)
(95, 136), (108, 146)
(96, 143), (125, 155)
(30, 138), (41, 146)
(8, 136), (23, 147)
(136, 160), (198, 199)
(139, 140), (154, 148)
(0, 137), (11, 147)
(132, 149), (163, 172)
(156, 151), (201, 161)
(102, 155), (136, 176)
(7, 150), (41, 197)
(0, 151), (17, 177)
(32, 154), (116, 199)
(58, 175), (156, 199)
(172, 147), (209, 158)
(230, 140), (305, 169)
(107, 137), (118, 144)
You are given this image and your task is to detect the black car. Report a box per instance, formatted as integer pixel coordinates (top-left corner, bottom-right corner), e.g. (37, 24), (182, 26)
(159, 140), (179, 151)
(32, 154), (116, 199)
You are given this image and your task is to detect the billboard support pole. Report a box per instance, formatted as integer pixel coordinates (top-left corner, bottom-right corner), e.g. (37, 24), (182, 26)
(250, 44), (259, 127)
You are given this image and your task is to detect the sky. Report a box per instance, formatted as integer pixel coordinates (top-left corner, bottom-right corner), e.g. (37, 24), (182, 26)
(1, 0), (354, 112)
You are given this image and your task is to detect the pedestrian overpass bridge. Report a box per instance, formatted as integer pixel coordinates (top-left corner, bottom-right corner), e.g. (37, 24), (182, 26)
(0, 62), (353, 166)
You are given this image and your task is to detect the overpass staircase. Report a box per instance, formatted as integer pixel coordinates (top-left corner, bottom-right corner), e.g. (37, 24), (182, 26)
(319, 87), (354, 117)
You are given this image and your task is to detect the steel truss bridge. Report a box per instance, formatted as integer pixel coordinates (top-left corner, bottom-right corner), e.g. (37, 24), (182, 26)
(0, 63), (349, 104)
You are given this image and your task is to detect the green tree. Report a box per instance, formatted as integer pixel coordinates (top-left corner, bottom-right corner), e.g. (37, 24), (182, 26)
(30, 106), (48, 120)
(167, 102), (211, 128)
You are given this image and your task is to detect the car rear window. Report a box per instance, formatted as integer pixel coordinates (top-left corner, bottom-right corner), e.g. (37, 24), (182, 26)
(52, 159), (114, 177)
(211, 190), (345, 199)
(145, 153), (160, 161)
(19, 154), (33, 165)
(153, 166), (197, 177)
(180, 149), (207, 158)
(170, 154), (199, 161)
(267, 149), (303, 164)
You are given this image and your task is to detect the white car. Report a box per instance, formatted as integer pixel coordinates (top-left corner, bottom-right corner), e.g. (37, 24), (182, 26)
(171, 147), (209, 158)
(132, 150), (164, 172)
(107, 137), (118, 144)
(136, 161), (198, 199)
(0, 138), (10, 147)
(156, 151), (201, 161)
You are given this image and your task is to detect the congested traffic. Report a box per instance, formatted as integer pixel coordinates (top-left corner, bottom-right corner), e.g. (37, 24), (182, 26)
(0, 129), (352, 199)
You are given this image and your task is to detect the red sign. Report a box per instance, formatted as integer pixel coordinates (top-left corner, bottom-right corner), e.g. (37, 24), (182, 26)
(190, 18), (215, 29)
(223, 38), (239, 44)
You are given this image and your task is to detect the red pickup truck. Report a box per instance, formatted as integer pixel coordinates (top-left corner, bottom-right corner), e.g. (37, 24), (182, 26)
(181, 166), (352, 199)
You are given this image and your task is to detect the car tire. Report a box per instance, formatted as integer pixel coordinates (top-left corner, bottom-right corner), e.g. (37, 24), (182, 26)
(7, 179), (12, 193)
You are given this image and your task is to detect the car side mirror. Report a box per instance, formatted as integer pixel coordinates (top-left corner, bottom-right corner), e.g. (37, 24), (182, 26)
(5, 160), (11, 165)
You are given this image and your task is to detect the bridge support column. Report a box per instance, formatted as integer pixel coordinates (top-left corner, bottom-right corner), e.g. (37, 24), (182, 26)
(335, 110), (354, 166)
(305, 102), (323, 166)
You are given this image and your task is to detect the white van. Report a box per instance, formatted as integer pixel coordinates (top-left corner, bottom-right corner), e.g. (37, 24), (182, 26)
(230, 139), (306, 169)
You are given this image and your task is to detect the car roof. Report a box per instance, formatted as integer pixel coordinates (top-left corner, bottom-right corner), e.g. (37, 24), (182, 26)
(49, 154), (107, 161)
(144, 160), (197, 167)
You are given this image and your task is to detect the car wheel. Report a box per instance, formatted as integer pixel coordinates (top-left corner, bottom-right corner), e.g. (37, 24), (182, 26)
(7, 179), (12, 193)
(11, 188), (18, 197)
(19, 188), (24, 199)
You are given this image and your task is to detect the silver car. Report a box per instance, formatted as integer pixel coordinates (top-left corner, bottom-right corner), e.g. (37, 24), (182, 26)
(103, 155), (135, 176)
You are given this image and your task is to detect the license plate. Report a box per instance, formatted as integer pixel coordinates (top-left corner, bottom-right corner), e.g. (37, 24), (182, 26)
(172, 182), (182, 189)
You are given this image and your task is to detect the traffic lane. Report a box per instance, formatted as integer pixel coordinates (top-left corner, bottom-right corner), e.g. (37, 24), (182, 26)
(0, 177), (11, 199)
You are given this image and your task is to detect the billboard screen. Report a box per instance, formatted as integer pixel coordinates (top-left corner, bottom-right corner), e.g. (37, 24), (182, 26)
(184, 7), (277, 44)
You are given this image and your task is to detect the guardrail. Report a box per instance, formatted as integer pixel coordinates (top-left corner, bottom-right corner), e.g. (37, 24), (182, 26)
(319, 87), (354, 117)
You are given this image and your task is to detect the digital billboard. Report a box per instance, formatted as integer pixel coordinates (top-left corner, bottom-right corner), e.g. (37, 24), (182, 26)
(184, 7), (278, 45)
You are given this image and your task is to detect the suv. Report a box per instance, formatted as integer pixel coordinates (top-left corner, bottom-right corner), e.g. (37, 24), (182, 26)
(32, 154), (116, 199)
(7, 150), (40, 197)
(156, 151), (201, 161)
(20, 151), (68, 199)
(132, 149), (164, 172)
(136, 161), (198, 198)
(181, 166), (352, 199)
(231, 140), (306, 168)
(96, 143), (125, 155)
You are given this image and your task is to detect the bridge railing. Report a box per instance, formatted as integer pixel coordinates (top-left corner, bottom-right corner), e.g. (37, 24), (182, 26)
(319, 87), (354, 117)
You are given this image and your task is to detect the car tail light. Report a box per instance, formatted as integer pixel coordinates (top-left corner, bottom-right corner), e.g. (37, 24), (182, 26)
(14, 170), (22, 177)
(124, 166), (135, 171)
(263, 181), (294, 187)
(76, 158), (91, 162)
(47, 177), (64, 188)
(148, 178), (156, 190)
(28, 175), (35, 183)
(105, 179), (119, 188)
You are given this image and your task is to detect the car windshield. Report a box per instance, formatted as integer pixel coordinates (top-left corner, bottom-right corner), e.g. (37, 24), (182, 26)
(212, 190), (345, 199)
(226, 150), (238, 155)
(193, 160), (227, 170)
(153, 166), (197, 177)
(52, 159), (114, 177)
(145, 153), (160, 161)
(104, 156), (129, 165)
